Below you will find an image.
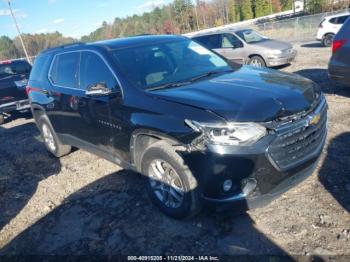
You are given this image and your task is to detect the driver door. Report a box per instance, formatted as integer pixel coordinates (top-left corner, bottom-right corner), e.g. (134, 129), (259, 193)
(218, 33), (245, 64)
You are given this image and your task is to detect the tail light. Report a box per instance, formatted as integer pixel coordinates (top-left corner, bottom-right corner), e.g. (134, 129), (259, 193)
(332, 39), (347, 54)
(25, 86), (40, 96)
(25, 86), (31, 96)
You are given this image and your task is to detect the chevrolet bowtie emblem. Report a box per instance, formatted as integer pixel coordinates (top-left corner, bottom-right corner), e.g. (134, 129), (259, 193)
(310, 114), (321, 126)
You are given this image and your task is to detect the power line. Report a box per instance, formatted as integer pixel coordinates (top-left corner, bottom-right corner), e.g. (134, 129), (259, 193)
(6, 0), (32, 64)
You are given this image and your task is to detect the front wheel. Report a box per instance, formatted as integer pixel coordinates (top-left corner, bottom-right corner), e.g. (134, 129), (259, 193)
(248, 56), (266, 67)
(141, 141), (202, 219)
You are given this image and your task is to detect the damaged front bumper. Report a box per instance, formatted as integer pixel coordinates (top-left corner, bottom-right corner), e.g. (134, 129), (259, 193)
(181, 97), (327, 210)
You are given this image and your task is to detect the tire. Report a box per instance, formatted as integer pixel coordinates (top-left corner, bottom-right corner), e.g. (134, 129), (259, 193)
(322, 34), (334, 47)
(141, 141), (202, 219)
(38, 115), (71, 157)
(0, 114), (4, 125)
(248, 56), (266, 67)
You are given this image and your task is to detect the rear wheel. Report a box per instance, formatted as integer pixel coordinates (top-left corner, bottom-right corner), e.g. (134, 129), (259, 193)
(141, 141), (202, 219)
(248, 56), (266, 67)
(322, 33), (335, 47)
(0, 114), (4, 125)
(38, 116), (71, 157)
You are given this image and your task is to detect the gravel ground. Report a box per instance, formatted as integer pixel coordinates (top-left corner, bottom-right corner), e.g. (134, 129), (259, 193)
(0, 42), (349, 259)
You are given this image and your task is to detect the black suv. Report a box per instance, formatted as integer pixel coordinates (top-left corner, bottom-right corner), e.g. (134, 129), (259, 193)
(0, 59), (31, 124)
(28, 35), (327, 218)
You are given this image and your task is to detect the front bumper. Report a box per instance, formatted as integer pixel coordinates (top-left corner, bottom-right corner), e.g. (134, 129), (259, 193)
(266, 49), (297, 67)
(0, 99), (30, 113)
(182, 97), (327, 210)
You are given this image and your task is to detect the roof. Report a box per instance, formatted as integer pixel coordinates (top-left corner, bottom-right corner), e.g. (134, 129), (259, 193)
(39, 34), (186, 55)
(92, 34), (186, 50)
(190, 28), (250, 38)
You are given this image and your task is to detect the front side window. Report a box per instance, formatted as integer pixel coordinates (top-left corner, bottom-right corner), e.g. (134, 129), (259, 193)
(80, 52), (117, 90)
(50, 52), (79, 87)
(236, 29), (266, 43)
(222, 34), (242, 48)
(111, 38), (231, 90)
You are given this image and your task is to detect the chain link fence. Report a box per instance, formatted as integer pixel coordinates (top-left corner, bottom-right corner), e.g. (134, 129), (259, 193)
(251, 9), (349, 42)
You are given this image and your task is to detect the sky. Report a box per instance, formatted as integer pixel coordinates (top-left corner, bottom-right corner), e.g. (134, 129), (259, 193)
(0, 0), (172, 39)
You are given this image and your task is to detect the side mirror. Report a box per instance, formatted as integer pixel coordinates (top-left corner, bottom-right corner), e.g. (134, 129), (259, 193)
(85, 82), (113, 97)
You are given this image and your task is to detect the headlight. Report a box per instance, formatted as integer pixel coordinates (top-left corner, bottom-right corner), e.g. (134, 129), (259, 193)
(268, 49), (283, 55)
(185, 120), (267, 146)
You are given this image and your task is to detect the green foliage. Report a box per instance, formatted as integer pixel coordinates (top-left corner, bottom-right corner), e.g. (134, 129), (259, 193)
(239, 0), (254, 20)
(254, 0), (273, 17)
(280, 0), (293, 11)
(306, 0), (327, 13)
(0, 36), (19, 60)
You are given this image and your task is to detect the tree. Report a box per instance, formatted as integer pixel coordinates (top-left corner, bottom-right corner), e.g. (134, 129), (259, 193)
(306, 0), (327, 13)
(280, 0), (293, 11)
(0, 36), (19, 60)
(271, 0), (282, 12)
(238, 0), (253, 20)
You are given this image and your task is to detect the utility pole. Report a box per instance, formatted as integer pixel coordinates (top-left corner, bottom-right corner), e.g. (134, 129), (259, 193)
(6, 0), (31, 64)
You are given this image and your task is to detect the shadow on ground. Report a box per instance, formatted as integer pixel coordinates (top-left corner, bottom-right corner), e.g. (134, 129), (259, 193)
(300, 42), (326, 48)
(0, 122), (61, 231)
(318, 132), (350, 212)
(1, 165), (295, 258)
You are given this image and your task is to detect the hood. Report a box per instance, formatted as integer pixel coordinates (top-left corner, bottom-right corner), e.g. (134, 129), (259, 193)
(249, 39), (292, 51)
(150, 66), (321, 122)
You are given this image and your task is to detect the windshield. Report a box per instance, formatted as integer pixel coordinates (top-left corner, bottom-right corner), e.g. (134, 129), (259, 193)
(236, 29), (266, 44)
(0, 61), (31, 79)
(111, 38), (231, 90)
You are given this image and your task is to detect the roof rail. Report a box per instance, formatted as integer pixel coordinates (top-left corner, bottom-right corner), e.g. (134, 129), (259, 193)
(41, 42), (86, 54)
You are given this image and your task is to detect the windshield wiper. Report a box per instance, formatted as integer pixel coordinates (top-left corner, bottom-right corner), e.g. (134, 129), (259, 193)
(146, 69), (233, 91)
(146, 81), (191, 91)
(187, 69), (233, 83)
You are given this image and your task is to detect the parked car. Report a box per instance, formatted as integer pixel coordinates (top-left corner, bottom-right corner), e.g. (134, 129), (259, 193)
(329, 15), (350, 86)
(316, 12), (350, 47)
(28, 35), (327, 219)
(191, 29), (297, 68)
(0, 59), (31, 125)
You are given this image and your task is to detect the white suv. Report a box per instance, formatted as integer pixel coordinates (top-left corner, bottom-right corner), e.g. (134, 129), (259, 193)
(316, 13), (350, 47)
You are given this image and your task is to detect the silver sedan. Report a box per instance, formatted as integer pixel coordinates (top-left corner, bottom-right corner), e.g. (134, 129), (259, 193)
(191, 29), (297, 68)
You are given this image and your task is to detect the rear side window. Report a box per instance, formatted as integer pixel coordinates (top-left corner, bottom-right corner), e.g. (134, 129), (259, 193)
(79, 52), (117, 90)
(50, 52), (79, 87)
(0, 61), (31, 78)
(337, 15), (349, 24)
(30, 56), (50, 81)
(329, 15), (349, 25)
(194, 34), (221, 49)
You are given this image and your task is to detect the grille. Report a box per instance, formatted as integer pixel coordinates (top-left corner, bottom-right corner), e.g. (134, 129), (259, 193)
(268, 98), (327, 171)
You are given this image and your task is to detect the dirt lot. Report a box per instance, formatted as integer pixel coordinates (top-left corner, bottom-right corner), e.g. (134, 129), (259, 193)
(0, 42), (349, 258)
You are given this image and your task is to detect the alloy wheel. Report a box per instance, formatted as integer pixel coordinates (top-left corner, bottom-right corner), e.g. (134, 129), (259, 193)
(42, 123), (56, 152)
(148, 159), (185, 208)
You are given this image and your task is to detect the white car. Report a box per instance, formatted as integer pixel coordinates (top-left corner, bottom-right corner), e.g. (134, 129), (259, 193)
(316, 13), (350, 47)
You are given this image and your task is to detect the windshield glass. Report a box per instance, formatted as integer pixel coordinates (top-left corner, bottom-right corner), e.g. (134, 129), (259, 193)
(111, 38), (231, 90)
(236, 29), (266, 43)
(0, 61), (31, 79)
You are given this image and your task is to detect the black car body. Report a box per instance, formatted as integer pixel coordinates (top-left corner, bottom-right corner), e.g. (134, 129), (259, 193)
(0, 59), (31, 124)
(28, 35), (327, 218)
(329, 16), (350, 86)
